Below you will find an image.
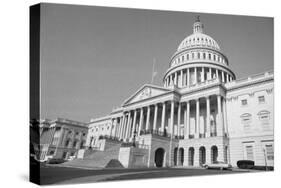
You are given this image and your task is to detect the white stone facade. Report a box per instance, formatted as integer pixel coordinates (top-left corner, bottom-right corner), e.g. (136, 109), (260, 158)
(85, 18), (274, 168)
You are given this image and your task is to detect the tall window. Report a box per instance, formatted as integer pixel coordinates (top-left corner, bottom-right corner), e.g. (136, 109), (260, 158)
(241, 99), (248, 106)
(245, 145), (254, 160)
(209, 53), (211, 60)
(203, 53), (206, 59)
(258, 110), (270, 131)
(197, 52), (200, 59)
(258, 96), (265, 104)
(258, 110), (270, 122)
(65, 140), (70, 147)
(241, 113), (252, 131)
(265, 144), (274, 160)
(73, 140), (77, 148)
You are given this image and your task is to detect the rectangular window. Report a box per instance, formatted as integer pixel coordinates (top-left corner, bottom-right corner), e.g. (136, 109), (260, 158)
(62, 152), (67, 159)
(241, 99), (248, 106)
(246, 145), (254, 160)
(265, 144), (274, 160)
(258, 96), (265, 103)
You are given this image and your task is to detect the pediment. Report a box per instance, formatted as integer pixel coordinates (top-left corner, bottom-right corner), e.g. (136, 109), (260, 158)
(122, 84), (171, 106)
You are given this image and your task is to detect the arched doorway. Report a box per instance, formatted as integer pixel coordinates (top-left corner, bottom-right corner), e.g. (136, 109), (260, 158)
(179, 148), (184, 166)
(188, 147), (194, 166)
(155, 148), (165, 167)
(211, 146), (218, 163)
(174, 147), (178, 166)
(199, 146), (206, 166)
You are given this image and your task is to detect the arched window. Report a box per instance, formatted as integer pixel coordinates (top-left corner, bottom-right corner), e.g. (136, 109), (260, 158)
(187, 54), (189, 60)
(241, 113), (252, 123)
(203, 53), (206, 59)
(209, 53), (211, 60)
(192, 53), (194, 59)
(73, 140), (77, 148)
(80, 141), (85, 149)
(197, 52), (200, 59)
(65, 139), (70, 147)
(258, 110), (270, 122)
(182, 55), (184, 62)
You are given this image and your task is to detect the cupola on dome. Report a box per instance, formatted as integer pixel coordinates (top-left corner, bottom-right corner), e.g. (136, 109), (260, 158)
(177, 16), (220, 51)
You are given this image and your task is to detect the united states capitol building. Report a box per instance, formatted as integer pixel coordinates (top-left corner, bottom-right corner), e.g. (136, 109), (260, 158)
(64, 17), (274, 169)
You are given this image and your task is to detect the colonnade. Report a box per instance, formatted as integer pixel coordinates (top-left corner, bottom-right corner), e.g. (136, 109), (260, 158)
(164, 67), (233, 88)
(110, 94), (227, 141)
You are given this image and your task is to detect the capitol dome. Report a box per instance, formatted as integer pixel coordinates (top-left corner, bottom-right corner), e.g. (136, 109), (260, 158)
(177, 32), (221, 52)
(163, 16), (236, 89)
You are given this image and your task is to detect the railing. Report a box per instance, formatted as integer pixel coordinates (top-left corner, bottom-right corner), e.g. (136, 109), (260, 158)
(189, 135), (194, 139)
(121, 142), (149, 149)
(174, 135), (185, 140)
(199, 134), (205, 138)
(98, 135), (122, 142)
(210, 132), (217, 137)
(56, 118), (86, 126)
(140, 129), (173, 138)
(139, 129), (185, 140)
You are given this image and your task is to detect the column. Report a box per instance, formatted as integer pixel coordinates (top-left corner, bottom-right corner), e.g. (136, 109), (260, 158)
(194, 67), (197, 85)
(153, 104), (158, 131)
(222, 97), (227, 136)
(125, 112), (132, 139)
(180, 70), (183, 87)
(170, 101), (175, 136)
(117, 117), (122, 138)
(169, 101), (175, 167)
(216, 69), (219, 80)
(222, 71), (225, 82)
(121, 114), (127, 139)
(226, 74), (229, 83)
(185, 101), (190, 139)
(201, 67), (205, 82)
(187, 68), (190, 87)
(119, 116), (125, 139)
(109, 118), (114, 137)
(131, 110), (137, 137)
(161, 102), (166, 132)
(138, 108), (144, 136)
(145, 106), (151, 130)
(115, 118), (119, 137)
(177, 103), (181, 137)
(206, 96), (210, 137)
(208, 68), (212, 80)
(196, 99), (200, 138)
(175, 72), (178, 86)
(217, 95), (223, 136)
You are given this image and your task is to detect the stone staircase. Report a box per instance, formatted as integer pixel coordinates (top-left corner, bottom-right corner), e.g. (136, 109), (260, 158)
(62, 144), (122, 169)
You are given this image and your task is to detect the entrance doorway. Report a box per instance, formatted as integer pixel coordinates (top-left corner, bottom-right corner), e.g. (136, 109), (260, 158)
(188, 147), (194, 166)
(199, 146), (206, 166)
(179, 148), (184, 166)
(211, 146), (218, 163)
(155, 148), (165, 167)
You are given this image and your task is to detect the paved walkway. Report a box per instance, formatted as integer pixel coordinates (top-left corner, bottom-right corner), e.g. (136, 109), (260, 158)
(56, 170), (167, 184)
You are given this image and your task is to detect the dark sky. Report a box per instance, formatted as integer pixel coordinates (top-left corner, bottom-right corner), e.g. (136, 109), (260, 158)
(40, 3), (273, 122)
